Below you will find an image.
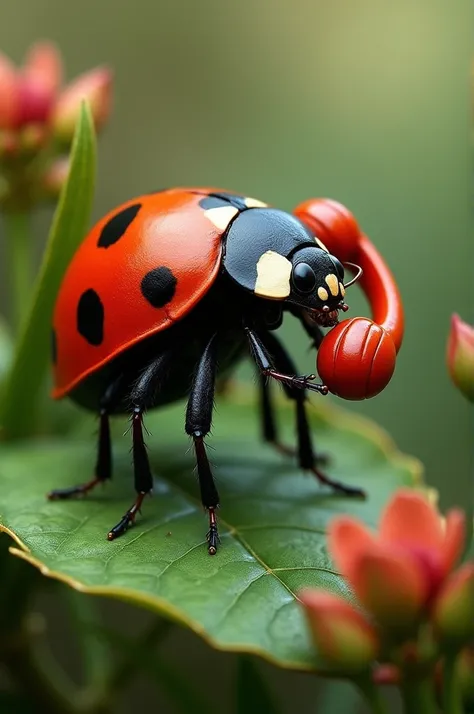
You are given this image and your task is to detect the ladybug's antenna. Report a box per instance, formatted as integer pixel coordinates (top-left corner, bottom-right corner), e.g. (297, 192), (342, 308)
(343, 262), (363, 289)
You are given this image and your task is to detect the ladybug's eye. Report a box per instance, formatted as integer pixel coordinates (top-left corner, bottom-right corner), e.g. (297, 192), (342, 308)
(292, 262), (316, 294)
(331, 256), (345, 280)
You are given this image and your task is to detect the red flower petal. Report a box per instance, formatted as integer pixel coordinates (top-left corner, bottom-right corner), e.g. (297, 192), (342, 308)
(327, 517), (377, 580)
(441, 509), (465, 575)
(379, 489), (443, 551)
(354, 548), (427, 632)
(299, 589), (378, 671)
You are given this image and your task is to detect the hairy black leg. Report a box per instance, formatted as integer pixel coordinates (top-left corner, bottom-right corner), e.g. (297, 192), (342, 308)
(48, 378), (120, 501)
(257, 335), (327, 465)
(259, 373), (294, 458)
(252, 329), (365, 498)
(107, 408), (153, 540)
(107, 352), (175, 540)
(246, 327), (328, 395)
(185, 333), (220, 555)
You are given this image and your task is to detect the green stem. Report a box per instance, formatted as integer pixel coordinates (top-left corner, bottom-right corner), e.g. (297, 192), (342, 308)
(3, 210), (32, 334)
(102, 618), (172, 694)
(85, 621), (209, 714)
(354, 674), (389, 714)
(1, 628), (78, 714)
(442, 654), (464, 714)
(400, 675), (438, 714)
(64, 591), (112, 692)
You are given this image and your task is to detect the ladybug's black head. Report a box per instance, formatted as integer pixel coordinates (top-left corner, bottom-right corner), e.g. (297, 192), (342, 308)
(284, 245), (347, 327)
(223, 207), (348, 327)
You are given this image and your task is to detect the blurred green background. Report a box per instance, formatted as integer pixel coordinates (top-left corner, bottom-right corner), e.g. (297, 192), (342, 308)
(0, 0), (472, 711)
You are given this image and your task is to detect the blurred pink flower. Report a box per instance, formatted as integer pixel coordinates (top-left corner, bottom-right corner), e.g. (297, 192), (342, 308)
(327, 489), (466, 635)
(0, 40), (112, 140)
(52, 67), (112, 142)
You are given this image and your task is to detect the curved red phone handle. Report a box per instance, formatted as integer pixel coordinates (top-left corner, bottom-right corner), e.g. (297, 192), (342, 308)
(356, 234), (404, 353)
(293, 198), (404, 352)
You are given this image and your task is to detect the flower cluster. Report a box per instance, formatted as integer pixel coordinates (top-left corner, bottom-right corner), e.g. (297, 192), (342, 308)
(0, 41), (112, 207)
(300, 489), (474, 706)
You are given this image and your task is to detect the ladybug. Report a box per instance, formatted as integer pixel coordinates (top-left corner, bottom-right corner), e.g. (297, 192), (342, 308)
(49, 187), (366, 555)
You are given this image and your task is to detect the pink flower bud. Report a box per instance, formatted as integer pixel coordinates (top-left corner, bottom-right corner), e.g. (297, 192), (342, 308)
(16, 41), (62, 126)
(446, 314), (474, 402)
(40, 157), (69, 198)
(23, 41), (62, 97)
(432, 562), (474, 648)
(0, 52), (20, 129)
(299, 590), (379, 673)
(52, 67), (112, 143)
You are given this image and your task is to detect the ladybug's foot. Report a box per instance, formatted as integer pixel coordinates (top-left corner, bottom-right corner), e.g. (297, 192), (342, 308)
(265, 370), (328, 396)
(206, 507), (220, 555)
(107, 492), (148, 541)
(47, 477), (104, 501)
(309, 465), (366, 498)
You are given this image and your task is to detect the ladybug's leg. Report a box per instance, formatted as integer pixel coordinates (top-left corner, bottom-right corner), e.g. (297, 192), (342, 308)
(247, 329), (365, 497)
(184, 333), (220, 555)
(257, 331), (328, 466)
(107, 352), (174, 540)
(106, 409), (152, 540)
(245, 328), (328, 395)
(258, 373), (294, 458)
(258, 372), (328, 465)
(48, 379), (120, 501)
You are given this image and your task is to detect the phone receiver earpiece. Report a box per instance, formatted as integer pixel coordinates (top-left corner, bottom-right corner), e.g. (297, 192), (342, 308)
(293, 198), (404, 400)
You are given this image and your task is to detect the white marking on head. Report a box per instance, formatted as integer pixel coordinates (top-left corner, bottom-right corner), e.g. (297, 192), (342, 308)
(204, 206), (239, 230)
(314, 236), (329, 253)
(318, 287), (329, 301)
(244, 197), (268, 208)
(339, 282), (345, 297)
(255, 251), (292, 299)
(325, 273), (339, 296)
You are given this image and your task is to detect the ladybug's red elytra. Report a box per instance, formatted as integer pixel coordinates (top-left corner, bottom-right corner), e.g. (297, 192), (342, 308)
(50, 187), (404, 554)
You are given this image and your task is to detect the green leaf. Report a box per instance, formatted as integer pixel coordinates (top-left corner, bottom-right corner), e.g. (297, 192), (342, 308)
(0, 395), (422, 671)
(236, 657), (280, 714)
(0, 102), (96, 441)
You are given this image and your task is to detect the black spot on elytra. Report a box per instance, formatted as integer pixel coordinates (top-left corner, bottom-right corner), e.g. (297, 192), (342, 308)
(77, 289), (104, 345)
(97, 203), (142, 248)
(141, 267), (177, 308)
(51, 329), (57, 363)
(198, 192), (248, 212)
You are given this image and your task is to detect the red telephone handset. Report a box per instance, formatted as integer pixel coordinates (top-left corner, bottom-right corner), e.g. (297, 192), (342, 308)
(293, 198), (404, 400)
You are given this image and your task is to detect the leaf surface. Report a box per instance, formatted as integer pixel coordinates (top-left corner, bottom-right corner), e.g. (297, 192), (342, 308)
(0, 396), (422, 671)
